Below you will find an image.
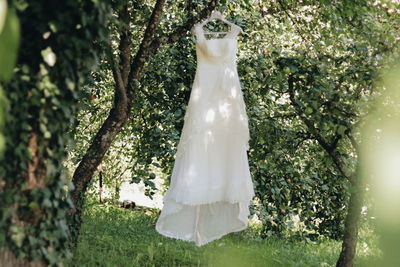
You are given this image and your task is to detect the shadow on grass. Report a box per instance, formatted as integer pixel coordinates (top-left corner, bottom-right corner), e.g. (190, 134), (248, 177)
(65, 204), (379, 267)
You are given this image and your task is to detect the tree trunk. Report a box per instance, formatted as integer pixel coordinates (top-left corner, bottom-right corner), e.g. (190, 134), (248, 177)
(69, 106), (130, 244)
(336, 160), (364, 267)
(98, 163), (103, 203)
(287, 75), (364, 267)
(115, 178), (120, 201)
(99, 177), (103, 203)
(68, 0), (166, 246)
(68, 0), (219, 246)
(0, 248), (45, 267)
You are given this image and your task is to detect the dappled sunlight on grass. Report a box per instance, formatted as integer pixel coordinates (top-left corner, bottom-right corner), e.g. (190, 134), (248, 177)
(65, 204), (380, 267)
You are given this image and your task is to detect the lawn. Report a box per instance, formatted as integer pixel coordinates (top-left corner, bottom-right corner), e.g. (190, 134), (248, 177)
(65, 203), (380, 267)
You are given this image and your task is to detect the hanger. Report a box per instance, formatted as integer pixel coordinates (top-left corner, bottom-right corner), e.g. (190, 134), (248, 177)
(198, 11), (243, 35)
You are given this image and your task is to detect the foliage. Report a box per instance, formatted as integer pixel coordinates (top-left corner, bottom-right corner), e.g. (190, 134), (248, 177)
(65, 202), (380, 266)
(68, 0), (400, 241)
(0, 0), (20, 158)
(238, 0), (400, 240)
(0, 0), (110, 264)
(0, 0), (20, 81)
(1, 0), (398, 264)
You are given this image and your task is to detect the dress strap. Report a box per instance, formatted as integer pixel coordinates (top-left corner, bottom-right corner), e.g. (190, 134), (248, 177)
(192, 23), (206, 43)
(230, 24), (243, 37)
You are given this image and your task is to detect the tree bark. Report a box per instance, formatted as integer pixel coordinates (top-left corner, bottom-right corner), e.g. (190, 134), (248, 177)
(336, 147), (364, 266)
(115, 178), (120, 201)
(0, 248), (45, 267)
(70, 103), (131, 243)
(69, 0), (219, 246)
(2, 136), (47, 265)
(0, 131), (48, 266)
(98, 163), (103, 203)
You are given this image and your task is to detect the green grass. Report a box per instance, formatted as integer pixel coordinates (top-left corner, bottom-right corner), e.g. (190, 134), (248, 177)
(65, 204), (380, 267)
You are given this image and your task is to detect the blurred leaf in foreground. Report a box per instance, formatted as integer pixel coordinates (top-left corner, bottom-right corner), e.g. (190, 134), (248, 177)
(361, 60), (400, 266)
(0, 0), (20, 81)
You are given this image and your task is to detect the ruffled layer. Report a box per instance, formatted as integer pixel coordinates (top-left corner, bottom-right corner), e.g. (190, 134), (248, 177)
(155, 196), (252, 247)
(170, 130), (255, 205)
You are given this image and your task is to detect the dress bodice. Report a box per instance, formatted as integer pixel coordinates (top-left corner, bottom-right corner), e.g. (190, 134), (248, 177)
(192, 23), (242, 65)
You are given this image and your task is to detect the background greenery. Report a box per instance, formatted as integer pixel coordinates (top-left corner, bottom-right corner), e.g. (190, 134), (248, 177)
(68, 0), (399, 239)
(0, 0), (399, 266)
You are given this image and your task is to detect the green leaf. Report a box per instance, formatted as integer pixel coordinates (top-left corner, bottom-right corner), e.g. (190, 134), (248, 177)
(42, 198), (52, 207)
(131, 177), (141, 184)
(337, 125), (347, 136)
(0, 6), (20, 81)
(41, 47), (57, 67)
(10, 225), (25, 247)
(0, 0), (7, 31)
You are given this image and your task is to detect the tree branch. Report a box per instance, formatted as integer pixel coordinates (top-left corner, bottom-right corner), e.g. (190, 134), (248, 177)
(346, 129), (359, 153)
(127, 0), (219, 101)
(276, 0), (309, 45)
(287, 75), (352, 179)
(108, 44), (126, 107)
(151, 0), (219, 49)
(118, 4), (132, 87)
(127, 0), (168, 100)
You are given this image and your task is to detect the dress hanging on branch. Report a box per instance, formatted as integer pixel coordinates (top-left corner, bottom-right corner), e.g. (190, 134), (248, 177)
(155, 10), (255, 247)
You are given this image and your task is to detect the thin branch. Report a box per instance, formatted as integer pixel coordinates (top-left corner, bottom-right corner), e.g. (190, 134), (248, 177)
(269, 86), (289, 94)
(107, 44), (126, 107)
(346, 130), (359, 153)
(127, 0), (168, 98)
(118, 4), (132, 87)
(148, 0), (219, 54)
(287, 75), (352, 179)
(331, 133), (343, 149)
(188, 0), (195, 20)
(276, 0), (309, 45)
(269, 113), (298, 119)
(127, 0), (219, 101)
(294, 132), (313, 149)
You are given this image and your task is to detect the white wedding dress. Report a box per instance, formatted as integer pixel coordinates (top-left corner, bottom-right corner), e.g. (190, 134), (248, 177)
(155, 22), (255, 247)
